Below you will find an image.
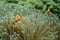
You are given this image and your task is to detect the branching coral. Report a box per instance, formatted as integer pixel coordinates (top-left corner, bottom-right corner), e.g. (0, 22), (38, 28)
(0, 3), (60, 40)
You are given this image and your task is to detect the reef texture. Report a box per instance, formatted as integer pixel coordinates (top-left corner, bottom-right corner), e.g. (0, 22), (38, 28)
(0, 3), (60, 40)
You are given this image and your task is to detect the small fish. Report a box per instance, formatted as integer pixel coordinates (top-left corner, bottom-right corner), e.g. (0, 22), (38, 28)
(45, 8), (51, 14)
(15, 15), (21, 22)
(34, 13), (38, 18)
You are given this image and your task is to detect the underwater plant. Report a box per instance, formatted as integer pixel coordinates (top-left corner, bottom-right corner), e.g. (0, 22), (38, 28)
(0, 3), (60, 40)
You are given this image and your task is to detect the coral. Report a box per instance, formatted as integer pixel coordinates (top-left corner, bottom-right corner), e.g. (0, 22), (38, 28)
(0, 3), (60, 40)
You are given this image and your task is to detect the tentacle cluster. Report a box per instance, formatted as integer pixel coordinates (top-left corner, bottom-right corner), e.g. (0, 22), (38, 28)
(0, 3), (60, 40)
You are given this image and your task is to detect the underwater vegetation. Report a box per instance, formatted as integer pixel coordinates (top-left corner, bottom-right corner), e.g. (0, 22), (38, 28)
(0, 3), (60, 40)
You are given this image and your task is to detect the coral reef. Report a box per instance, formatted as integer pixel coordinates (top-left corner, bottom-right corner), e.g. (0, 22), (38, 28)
(0, 3), (60, 40)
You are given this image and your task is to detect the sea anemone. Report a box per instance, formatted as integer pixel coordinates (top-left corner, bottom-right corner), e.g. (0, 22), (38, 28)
(0, 3), (60, 40)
